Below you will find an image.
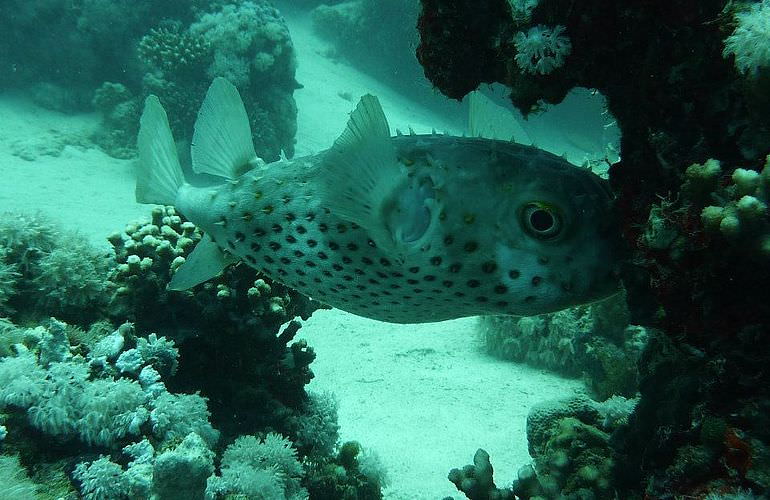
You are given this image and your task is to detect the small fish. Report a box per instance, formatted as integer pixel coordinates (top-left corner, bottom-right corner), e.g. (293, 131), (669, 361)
(136, 78), (622, 324)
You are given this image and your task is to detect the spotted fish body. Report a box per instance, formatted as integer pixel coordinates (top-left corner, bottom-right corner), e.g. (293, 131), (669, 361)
(137, 78), (622, 324)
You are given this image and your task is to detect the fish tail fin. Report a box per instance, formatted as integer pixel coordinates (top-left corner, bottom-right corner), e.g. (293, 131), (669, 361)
(135, 95), (185, 205)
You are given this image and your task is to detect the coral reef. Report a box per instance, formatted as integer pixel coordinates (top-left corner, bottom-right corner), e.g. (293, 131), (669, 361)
(0, 212), (112, 326)
(479, 292), (647, 400)
(0, 1), (299, 162)
(416, 0), (770, 497)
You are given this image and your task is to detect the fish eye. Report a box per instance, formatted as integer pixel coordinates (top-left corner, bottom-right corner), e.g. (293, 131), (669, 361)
(521, 202), (562, 239)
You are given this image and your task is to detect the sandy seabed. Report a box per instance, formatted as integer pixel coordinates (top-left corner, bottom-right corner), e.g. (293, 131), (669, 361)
(0, 9), (583, 499)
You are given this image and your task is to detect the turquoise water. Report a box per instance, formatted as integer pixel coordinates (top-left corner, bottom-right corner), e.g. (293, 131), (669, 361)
(0, 2), (628, 499)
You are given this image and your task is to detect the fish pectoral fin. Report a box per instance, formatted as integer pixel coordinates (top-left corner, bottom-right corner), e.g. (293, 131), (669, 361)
(168, 234), (237, 290)
(319, 94), (406, 253)
(191, 77), (259, 180)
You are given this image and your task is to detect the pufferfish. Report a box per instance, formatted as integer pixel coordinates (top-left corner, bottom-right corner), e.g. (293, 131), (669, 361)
(136, 77), (622, 324)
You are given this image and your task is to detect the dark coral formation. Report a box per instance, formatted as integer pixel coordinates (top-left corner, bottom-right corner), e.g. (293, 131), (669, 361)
(107, 206), (326, 439)
(418, 0), (770, 497)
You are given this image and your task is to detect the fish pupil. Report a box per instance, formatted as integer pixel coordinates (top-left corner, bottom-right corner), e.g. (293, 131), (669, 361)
(530, 209), (554, 232)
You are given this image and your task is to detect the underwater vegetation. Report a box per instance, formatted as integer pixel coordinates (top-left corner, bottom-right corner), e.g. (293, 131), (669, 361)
(0, 210), (386, 499)
(416, 0), (770, 498)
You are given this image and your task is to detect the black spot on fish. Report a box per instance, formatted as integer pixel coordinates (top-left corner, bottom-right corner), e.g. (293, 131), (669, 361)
(298, 280), (307, 287)
(295, 269), (306, 276)
(413, 289), (423, 293)
(254, 228), (266, 237)
(343, 275), (353, 281)
(431, 289), (442, 294)
(268, 242), (281, 251)
(294, 250), (304, 258)
(332, 264), (343, 271)
(319, 223), (329, 232)
(476, 296), (488, 303)
(481, 262), (497, 273)
(464, 241), (478, 252)
(356, 285), (366, 290)
(280, 257), (291, 265)
(305, 261), (316, 267)
(352, 294), (362, 299)
(509, 270), (521, 279)
(362, 257), (374, 265)
(423, 275), (436, 282)
(242, 212), (253, 222)
(234, 231), (245, 242)
(307, 239), (318, 248)
(296, 226), (307, 234)
(390, 284), (401, 289)
(407, 279), (419, 285)
(262, 205), (274, 214)
(318, 252), (328, 260)
(403, 295), (412, 300)
(443, 235), (454, 245)
(454, 291), (465, 297)
(278, 269), (288, 276)
(391, 271), (404, 278)
(328, 242), (340, 250)
(367, 239), (376, 247)
(380, 257), (391, 266)
(347, 243), (359, 251)
(305, 213), (316, 222)
(409, 266), (420, 273)
(524, 296), (536, 303)
(245, 255), (256, 264)
(285, 213), (296, 221)
(323, 270), (332, 277)
(442, 280), (453, 287)
(449, 263), (462, 273)
(335, 283), (347, 290)
(285, 235), (297, 244)
(376, 271), (388, 279)
(368, 279), (380, 285)
(531, 276), (542, 286)
(342, 256), (353, 264)
(354, 268), (364, 275)
(336, 223), (348, 233)
(494, 285), (507, 294)
(538, 256), (549, 265)
(561, 282), (573, 292)
(370, 292), (379, 297)
(314, 277), (322, 283)
(264, 255), (275, 263)
(467, 279), (481, 288)
(496, 301), (508, 308)
(430, 256), (442, 266)
(271, 224), (282, 233)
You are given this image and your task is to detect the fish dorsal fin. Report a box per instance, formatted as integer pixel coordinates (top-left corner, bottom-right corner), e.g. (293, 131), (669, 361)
(191, 77), (258, 179)
(168, 234), (237, 290)
(468, 90), (532, 145)
(320, 95), (406, 255)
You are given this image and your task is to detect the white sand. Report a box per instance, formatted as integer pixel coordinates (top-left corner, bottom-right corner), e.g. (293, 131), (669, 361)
(0, 8), (584, 499)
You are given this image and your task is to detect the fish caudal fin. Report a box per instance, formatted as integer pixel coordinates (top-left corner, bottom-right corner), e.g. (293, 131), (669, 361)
(320, 94), (405, 254)
(136, 96), (185, 205)
(191, 77), (258, 180)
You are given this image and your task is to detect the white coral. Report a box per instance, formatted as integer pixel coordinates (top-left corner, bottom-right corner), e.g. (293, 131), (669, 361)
(513, 24), (572, 75)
